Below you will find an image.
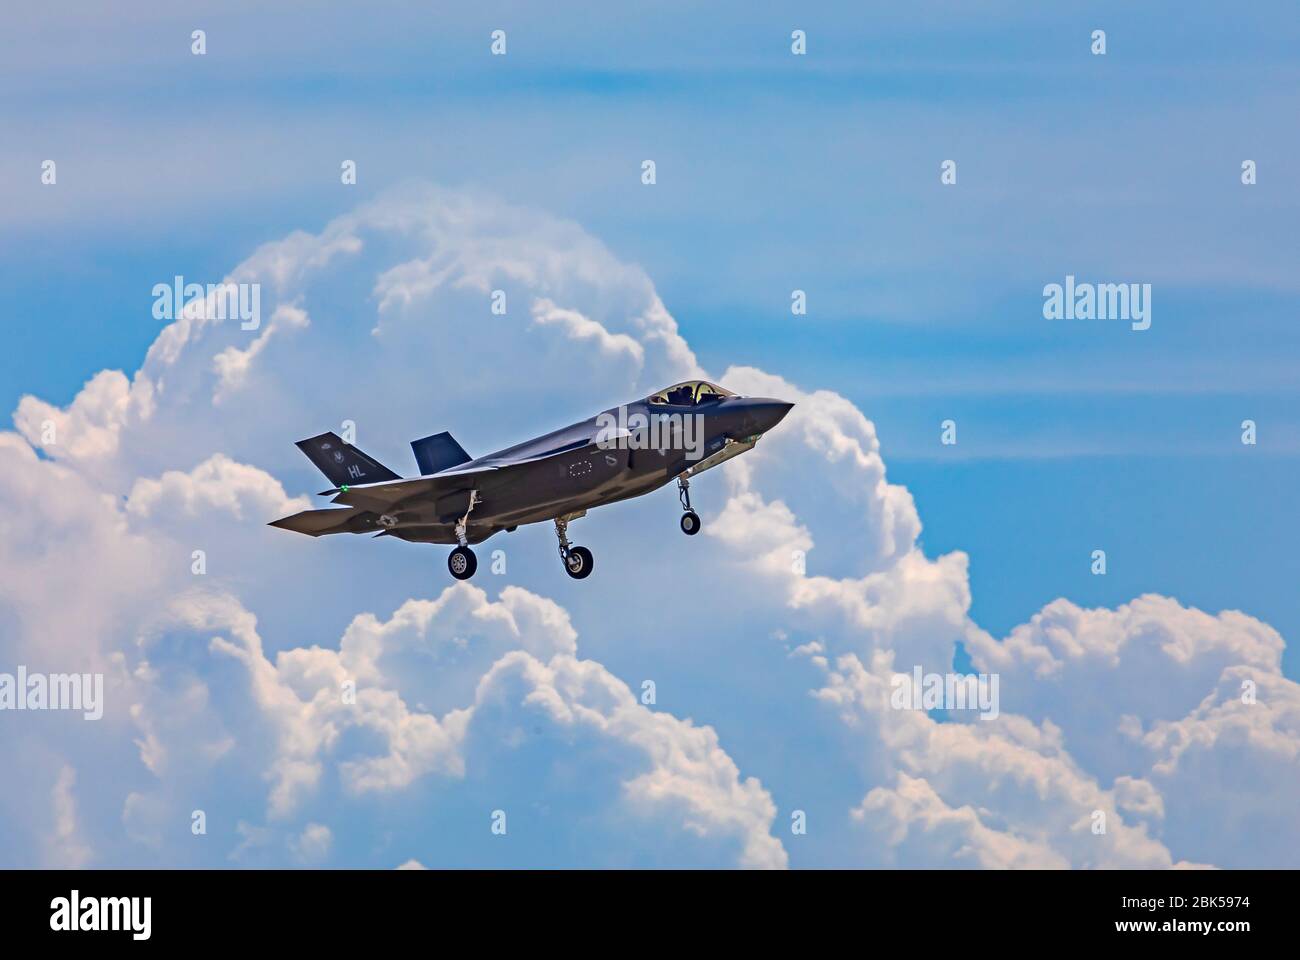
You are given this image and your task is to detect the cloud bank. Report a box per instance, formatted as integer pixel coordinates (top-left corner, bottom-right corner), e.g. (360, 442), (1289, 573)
(1, 184), (1294, 868)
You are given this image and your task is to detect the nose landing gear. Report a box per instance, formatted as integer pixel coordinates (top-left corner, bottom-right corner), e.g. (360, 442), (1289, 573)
(678, 476), (701, 536)
(555, 515), (594, 579)
(564, 546), (593, 578)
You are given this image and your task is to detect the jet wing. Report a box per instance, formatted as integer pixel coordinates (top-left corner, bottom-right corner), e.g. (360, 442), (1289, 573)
(269, 505), (375, 536)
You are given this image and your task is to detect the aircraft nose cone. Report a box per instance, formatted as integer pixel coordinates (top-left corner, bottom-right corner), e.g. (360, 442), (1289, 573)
(748, 399), (795, 434)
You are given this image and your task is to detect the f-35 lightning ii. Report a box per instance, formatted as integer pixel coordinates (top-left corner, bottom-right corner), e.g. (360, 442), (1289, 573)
(270, 380), (794, 580)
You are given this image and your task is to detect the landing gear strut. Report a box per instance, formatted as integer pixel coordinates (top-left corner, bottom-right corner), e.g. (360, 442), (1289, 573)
(555, 516), (594, 579)
(447, 491), (480, 580)
(678, 476), (701, 536)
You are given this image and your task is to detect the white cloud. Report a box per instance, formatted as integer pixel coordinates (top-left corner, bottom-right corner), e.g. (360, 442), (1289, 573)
(855, 773), (1069, 869)
(290, 823), (333, 863)
(964, 595), (1286, 782)
(0, 183), (1293, 870)
(0, 431), (168, 664)
(212, 303), (310, 404)
(167, 583), (786, 867)
(531, 298), (645, 370)
(1138, 667), (1300, 868)
(14, 368), (154, 463)
(469, 650), (787, 869)
(126, 453), (309, 522)
(809, 649), (1189, 868)
(48, 765), (92, 868)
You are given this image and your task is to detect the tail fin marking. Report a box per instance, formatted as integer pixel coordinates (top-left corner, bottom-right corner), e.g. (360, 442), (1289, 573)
(294, 432), (401, 487)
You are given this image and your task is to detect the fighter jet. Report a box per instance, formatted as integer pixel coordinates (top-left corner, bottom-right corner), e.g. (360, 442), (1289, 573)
(270, 380), (794, 580)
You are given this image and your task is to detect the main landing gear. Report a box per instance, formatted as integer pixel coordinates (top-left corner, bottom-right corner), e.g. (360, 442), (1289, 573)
(554, 516), (593, 579)
(448, 546), (477, 580)
(678, 476), (701, 536)
(447, 491), (480, 581)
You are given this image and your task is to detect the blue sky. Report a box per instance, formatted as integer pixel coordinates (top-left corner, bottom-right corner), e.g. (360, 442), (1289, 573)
(1, 3), (1296, 868)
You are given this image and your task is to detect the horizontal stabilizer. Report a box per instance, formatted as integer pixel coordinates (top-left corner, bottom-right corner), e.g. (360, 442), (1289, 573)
(411, 431), (472, 475)
(295, 432), (401, 488)
(269, 507), (371, 537)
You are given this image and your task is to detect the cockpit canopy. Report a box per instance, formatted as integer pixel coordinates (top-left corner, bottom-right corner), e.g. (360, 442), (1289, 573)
(646, 380), (736, 407)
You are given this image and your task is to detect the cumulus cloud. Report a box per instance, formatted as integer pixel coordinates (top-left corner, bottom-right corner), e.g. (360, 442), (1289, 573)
(0, 432), (168, 664)
(0, 182), (1293, 870)
(127, 454), (309, 522)
(855, 773), (1069, 869)
(808, 649), (1190, 868)
(964, 595), (1285, 781)
(14, 368), (154, 463)
(689, 358), (1295, 867)
(531, 298), (645, 370)
(468, 650), (786, 868)
(212, 303), (310, 403)
(709, 367), (970, 674)
(157, 583), (786, 866)
(1138, 667), (1300, 868)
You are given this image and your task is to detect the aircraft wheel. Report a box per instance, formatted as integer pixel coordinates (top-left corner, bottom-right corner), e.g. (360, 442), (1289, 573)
(564, 546), (594, 579)
(680, 511), (701, 536)
(448, 546), (477, 580)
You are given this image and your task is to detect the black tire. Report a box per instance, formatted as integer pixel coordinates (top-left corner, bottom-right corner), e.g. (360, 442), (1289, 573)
(564, 546), (594, 579)
(448, 546), (477, 580)
(680, 511), (701, 536)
